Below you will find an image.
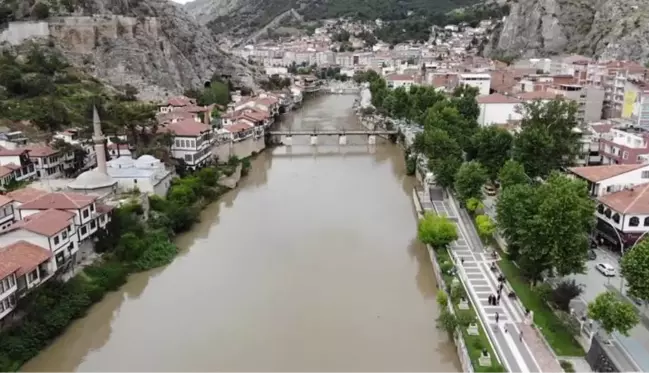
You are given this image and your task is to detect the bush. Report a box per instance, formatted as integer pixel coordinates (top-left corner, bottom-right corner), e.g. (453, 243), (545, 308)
(533, 282), (552, 305)
(436, 290), (449, 308)
(241, 158), (251, 176)
(560, 360), (575, 373)
(405, 156), (416, 176)
(551, 279), (583, 312)
(32, 2), (50, 20)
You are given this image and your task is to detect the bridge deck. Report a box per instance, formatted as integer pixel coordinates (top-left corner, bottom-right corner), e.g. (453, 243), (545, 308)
(268, 130), (397, 136)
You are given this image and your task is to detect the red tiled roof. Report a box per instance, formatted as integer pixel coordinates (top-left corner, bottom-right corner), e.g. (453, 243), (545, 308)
(0, 147), (28, 156)
(590, 124), (614, 134)
(0, 165), (12, 178)
(0, 259), (18, 281)
(598, 183), (649, 214)
(163, 119), (210, 137)
(256, 97), (278, 106)
(166, 96), (195, 107)
(23, 144), (58, 157)
(0, 195), (13, 207)
(3, 163), (22, 171)
(13, 209), (75, 236)
(7, 187), (48, 204)
(225, 121), (253, 133)
(516, 91), (559, 101)
(477, 93), (522, 104)
(386, 74), (415, 82)
(0, 240), (52, 277)
(19, 191), (96, 210)
(569, 164), (646, 183)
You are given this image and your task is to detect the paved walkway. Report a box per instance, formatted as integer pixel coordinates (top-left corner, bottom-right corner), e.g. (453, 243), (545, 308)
(453, 200), (563, 373)
(420, 188), (561, 373)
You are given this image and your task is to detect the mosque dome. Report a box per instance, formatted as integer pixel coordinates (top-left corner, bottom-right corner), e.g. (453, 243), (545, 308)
(108, 156), (135, 169)
(135, 155), (161, 169)
(69, 169), (116, 190)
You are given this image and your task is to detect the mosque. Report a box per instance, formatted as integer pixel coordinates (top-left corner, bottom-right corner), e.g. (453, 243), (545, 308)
(68, 107), (173, 197)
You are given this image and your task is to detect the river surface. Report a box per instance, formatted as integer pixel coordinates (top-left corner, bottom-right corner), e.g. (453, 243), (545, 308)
(23, 95), (460, 372)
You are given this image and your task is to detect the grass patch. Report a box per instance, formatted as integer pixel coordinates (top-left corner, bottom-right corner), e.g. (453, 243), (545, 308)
(495, 248), (585, 356)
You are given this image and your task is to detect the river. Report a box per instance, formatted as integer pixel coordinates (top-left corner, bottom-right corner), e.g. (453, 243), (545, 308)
(22, 94), (460, 372)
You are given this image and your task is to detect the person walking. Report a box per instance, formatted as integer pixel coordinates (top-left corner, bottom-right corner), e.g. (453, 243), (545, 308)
(497, 293), (501, 305)
(495, 312), (499, 324)
(488, 294), (493, 305)
(519, 330), (523, 341)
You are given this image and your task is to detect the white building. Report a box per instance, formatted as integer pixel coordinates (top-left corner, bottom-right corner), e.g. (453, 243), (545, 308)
(386, 74), (416, 91)
(459, 73), (491, 96)
(104, 156), (173, 196)
(476, 93), (523, 127)
(164, 119), (214, 169)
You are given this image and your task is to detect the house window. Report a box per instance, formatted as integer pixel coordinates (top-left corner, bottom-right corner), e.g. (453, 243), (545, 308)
(184, 154), (192, 162)
(623, 151), (629, 160)
(642, 171), (649, 179)
(80, 226), (87, 236)
(629, 217), (640, 227)
(8, 275), (14, 287)
(190, 140), (196, 148)
(175, 140), (181, 147)
(54, 236), (60, 245)
(90, 220), (96, 230)
(28, 270), (38, 282)
(90, 204), (95, 212)
(62, 230), (67, 240)
(597, 204), (604, 214)
(82, 209), (89, 218)
(604, 208), (612, 218)
(612, 213), (620, 223)
(0, 281), (3, 294)
(645, 217), (649, 227)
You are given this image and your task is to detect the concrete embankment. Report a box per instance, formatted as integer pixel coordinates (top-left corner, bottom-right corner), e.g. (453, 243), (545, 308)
(212, 136), (265, 162)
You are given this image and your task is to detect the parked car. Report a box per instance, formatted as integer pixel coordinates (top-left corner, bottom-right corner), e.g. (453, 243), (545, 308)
(596, 263), (616, 277)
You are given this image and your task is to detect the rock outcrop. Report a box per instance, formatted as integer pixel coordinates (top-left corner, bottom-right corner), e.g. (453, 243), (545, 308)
(1, 0), (262, 100)
(485, 0), (649, 64)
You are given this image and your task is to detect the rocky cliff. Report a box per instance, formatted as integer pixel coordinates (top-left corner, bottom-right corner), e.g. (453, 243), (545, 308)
(485, 0), (649, 63)
(1, 0), (262, 100)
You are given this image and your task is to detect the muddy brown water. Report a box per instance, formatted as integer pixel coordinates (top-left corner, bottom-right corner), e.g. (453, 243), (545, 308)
(22, 94), (460, 372)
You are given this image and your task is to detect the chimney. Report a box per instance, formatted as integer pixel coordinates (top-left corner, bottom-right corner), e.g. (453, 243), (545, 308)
(92, 106), (107, 175)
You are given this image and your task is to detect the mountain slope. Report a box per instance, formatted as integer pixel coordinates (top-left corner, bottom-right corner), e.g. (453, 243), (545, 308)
(0, 0), (262, 100)
(485, 0), (649, 63)
(184, 0), (482, 38)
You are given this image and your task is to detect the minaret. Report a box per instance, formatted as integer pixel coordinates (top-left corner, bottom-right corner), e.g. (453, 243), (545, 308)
(92, 106), (107, 175)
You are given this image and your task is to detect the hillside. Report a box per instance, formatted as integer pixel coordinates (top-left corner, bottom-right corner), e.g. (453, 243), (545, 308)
(184, 0), (482, 38)
(0, 0), (262, 100)
(484, 0), (649, 64)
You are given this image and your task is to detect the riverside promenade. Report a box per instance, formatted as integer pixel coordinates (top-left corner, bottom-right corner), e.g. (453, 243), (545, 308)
(417, 186), (562, 372)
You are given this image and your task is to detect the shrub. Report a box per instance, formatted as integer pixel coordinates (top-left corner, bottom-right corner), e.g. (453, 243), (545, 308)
(456, 311), (475, 327)
(560, 360), (575, 373)
(241, 158), (251, 176)
(551, 279), (583, 312)
(32, 2), (50, 20)
(436, 310), (458, 337)
(436, 289), (449, 308)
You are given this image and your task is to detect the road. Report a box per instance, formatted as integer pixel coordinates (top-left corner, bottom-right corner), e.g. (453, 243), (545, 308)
(484, 195), (649, 371)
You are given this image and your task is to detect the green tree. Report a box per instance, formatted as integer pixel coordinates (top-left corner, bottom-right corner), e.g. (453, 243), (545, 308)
(436, 309), (458, 337)
(512, 99), (580, 179)
(418, 213), (458, 250)
(498, 160), (528, 190)
(496, 183), (538, 260)
(423, 102), (475, 151)
(475, 214), (496, 241)
(199, 81), (230, 106)
(413, 128), (462, 162)
(451, 84), (480, 123)
(469, 127), (514, 182)
(621, 240), (649, 302)
(32, 2), (50, 19)
(466, 197), (484, 214)
(454, 161), (488, 203)
(588, 291), (639, 338)
(436, 289), (449, 308)
(429, 156), (462, 189)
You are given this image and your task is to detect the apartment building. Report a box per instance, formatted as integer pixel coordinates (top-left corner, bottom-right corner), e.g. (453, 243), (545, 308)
(598, 125), (649, 165)
(458, 73), (491, 95)
(547, 84), (605, 123)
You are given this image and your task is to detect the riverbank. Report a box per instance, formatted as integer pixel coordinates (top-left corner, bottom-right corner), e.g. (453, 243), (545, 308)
(0, 156), (252, 371)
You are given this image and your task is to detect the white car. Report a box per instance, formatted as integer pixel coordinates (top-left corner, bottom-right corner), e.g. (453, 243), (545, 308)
(596, 263), (616, 277)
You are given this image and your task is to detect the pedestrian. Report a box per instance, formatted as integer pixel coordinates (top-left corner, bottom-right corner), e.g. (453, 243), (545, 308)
(488, 294), (493, 305)
(497, 294), (501, 305)
(495, 312), (499, 324)
(499, 283), (504, 292)
(504, 326), (508, 333)
(461, 257), (465, 265)
(519, 330), (523, 341)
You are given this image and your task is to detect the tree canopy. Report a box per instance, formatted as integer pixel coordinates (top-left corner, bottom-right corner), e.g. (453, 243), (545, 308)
(512, 99), (581, 179)
(454, 161), (488, 203)
(498, 160), (528, 190)
(588, 291), (639, 337)
(418, 213), (458, 250)
(621, 240), (649, 302)
(496, 172), (595, 282)
(468, 126), (513, 182)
